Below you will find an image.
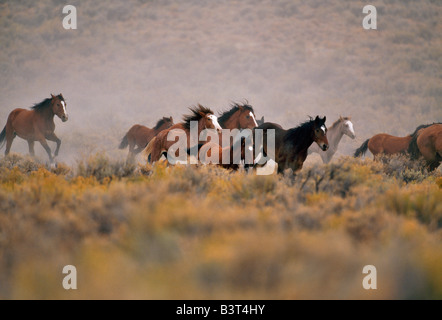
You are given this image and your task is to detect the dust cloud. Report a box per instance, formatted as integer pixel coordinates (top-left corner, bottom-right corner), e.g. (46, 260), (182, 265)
(1, 0), (441, 164)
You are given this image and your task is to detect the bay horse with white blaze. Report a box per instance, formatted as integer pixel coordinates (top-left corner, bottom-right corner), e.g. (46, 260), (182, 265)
(217, 102), (258, 131)
(143, 105), (222, 163)
(308, 116), (355, 163)
(252, 116), (329, 174)
(0, 94), (68, 162)
(119, 116), (174, 162)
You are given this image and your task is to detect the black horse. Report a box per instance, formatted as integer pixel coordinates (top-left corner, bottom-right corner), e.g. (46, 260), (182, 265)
(251, 116), (329, 174)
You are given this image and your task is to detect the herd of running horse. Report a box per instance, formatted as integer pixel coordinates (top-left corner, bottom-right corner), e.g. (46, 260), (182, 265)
(0, 93), (441, 173)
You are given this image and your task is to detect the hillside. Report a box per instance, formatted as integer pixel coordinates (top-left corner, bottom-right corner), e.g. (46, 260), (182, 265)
(0, 0), (441, 163)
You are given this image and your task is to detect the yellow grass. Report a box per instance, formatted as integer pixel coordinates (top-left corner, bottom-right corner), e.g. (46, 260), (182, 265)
(0, 153), (440, 299)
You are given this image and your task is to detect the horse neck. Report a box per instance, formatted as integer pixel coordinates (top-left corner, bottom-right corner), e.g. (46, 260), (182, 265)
(328, 123), (344, 151)
(287, 124), (315, 154)
(154, 124), (169, 134)
(198, 119), (209, 133)
(37, 105), (55, 122)
(221, 114), (238, 129)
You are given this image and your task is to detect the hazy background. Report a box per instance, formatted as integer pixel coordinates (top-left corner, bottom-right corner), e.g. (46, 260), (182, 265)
(0, 0), (441, 164)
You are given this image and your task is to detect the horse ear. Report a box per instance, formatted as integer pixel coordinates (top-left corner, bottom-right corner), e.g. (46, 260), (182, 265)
(322, 116), (326, 123)
(261, 116), (264, 122)
(51, 94), (55, 98)
(314, 116), (320, 123)
(170, 116), (173, 121)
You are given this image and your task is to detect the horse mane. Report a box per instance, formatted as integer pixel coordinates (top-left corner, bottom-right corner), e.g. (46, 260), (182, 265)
(408, 122), (441, 159)
(283, 118), (318, 148)
(329, 116), (350, 131)
(218, 102), (255, 127)
(183, 104), (214, 130)
(31, 95), (64, 112)
(153, 117), (172, 130)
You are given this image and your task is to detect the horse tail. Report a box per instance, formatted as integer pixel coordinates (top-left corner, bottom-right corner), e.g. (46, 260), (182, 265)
(354, 139), (369, 157)
(143, 136), (157, 163)
(407, 132), (422, 160)
(0, 125), (6, 149)
(119, 133), (129, 149)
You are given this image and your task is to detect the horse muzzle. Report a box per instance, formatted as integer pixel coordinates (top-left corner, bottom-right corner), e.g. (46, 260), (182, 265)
(321, 144), (329, 151)
(61, 115), (68, 122)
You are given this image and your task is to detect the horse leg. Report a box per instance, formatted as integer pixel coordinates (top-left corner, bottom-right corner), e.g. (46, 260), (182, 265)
(151, 140), (163, 162)
(38, 138), (54, 163)
(28, 140), (35, 157)
(46, 133), (61, 157)
(4, 131), (15, 156)
(126, 142), (136, 163)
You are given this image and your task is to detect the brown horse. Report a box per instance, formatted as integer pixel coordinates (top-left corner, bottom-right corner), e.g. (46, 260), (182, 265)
(0, 94), (68, 162)
(252, 116), (329, 174)
(216, 102), (259, 152)
(408, 123), (442, 171)
(119, 116), (174, 161)
(354, 133), (413, 158)
(143, 105), (222, 163)
(187, 138), (246, 171)
(217, 102), (258, 131)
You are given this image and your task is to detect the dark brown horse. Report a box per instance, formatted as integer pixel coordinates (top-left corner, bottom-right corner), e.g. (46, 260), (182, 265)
(0, 94), (68, 162)
(408, 123), (442, 171)
(119, 116), (174, 161)
(143, 105), (222, 163)
(252, 116), (329, 174)
(354, 133), (413, 158)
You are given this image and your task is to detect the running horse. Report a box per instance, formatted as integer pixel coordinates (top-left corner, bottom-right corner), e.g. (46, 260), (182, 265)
(408, 123), (442, 171)
(143, 104), (222, 163)
(187, 138), (247, 171)
(216, 102), (258, 153)
(119, 116), (174, 161)
(0, 94), (68, 163)
(308, 116), (355, 163)
(354, 131), (413, 158)
(217, 102), (259, 131)
(252, 116), (329, 174)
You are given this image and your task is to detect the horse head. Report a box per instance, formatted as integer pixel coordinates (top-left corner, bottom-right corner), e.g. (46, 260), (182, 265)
(237, 105), (258, 129)
(203, 113), (222, 133)
(51, 93), (68, 122)
(340, 116), (356, 139)
(163, 116), (174, 128)
(313, 116), (329, 151)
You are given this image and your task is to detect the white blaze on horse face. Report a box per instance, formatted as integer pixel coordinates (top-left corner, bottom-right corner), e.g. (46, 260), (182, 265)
(208, 115), (222, 131)
(61, 100), (67, 115)
(321, 125), (326, 134)
(250, 112), (258, 127)
(345, 121), (356, 139)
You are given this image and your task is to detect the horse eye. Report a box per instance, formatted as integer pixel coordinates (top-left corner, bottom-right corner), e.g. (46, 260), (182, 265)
(246, 115), (250, 118)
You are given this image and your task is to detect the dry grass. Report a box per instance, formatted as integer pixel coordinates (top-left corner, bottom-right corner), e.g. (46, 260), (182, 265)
(0, 153), (440, 299)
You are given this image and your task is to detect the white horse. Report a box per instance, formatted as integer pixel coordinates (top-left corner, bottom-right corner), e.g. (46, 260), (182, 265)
(308, 116), (356, 163)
